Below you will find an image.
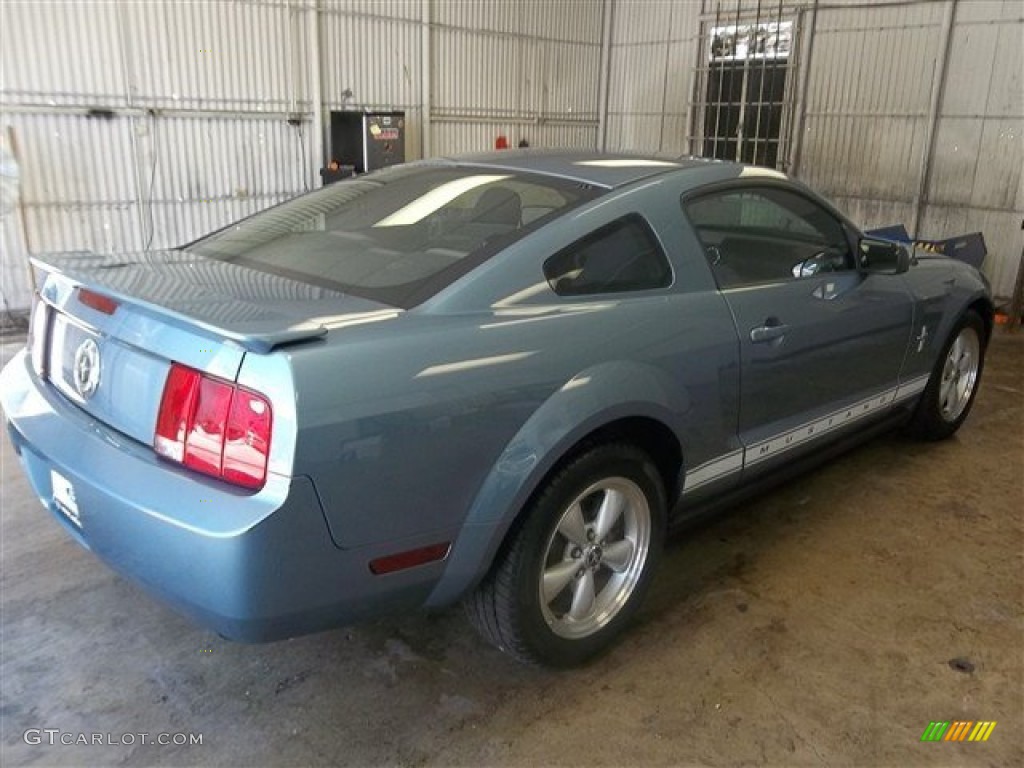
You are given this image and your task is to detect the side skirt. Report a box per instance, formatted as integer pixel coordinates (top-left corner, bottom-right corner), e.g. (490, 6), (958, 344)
(667, 407), (913, 534)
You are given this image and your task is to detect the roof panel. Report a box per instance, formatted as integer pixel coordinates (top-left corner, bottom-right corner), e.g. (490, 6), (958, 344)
(441, 149), (717, 188)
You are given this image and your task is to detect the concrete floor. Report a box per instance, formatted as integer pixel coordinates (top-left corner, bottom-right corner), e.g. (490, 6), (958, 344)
(1, 330), (1021, 768)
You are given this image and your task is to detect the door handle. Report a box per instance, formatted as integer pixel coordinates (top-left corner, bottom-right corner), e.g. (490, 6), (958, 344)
(750, 319), (789, 344)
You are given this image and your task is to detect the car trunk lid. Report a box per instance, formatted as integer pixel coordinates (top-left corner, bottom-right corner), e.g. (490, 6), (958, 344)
(30, 249), (394, 447)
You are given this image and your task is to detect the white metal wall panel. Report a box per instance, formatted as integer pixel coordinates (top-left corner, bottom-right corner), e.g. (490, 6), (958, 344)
(1, 215), (33, 323)
(924, 2), (1023, 298)
(606, 0), (702, 154)
(797, 3), (943, 202)
(430, 0), (602, 155)
(432, 122), (597, 157)
(0, 0), (313, 321)
(608, 40), (668, 117)
(6, 113), (302, 259)
(121, 1), (297, 111)
(8, 113), (140, 254)
(433, 28), (534, 117)
(542, 40), (602, 118)
(432, 0), (602, 42)
(142, 116), (308, 249)
(605, 114), (663, 154)
(319, 3), (421, 111)
(796, 0), (1022, 298)
(3, 0), (1021, 321)
(0, 1), (125, 107)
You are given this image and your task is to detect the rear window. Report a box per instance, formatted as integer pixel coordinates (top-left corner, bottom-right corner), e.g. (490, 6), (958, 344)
(188, 164), (601, 308)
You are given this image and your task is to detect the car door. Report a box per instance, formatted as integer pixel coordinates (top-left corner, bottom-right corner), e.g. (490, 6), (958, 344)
(682, 182), (914, 473)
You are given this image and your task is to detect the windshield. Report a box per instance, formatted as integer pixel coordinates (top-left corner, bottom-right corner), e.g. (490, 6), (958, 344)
(188, 164), (602, 308)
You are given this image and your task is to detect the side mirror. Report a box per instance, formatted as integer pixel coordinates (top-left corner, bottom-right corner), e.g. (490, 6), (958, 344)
(858, 238), (910, 275)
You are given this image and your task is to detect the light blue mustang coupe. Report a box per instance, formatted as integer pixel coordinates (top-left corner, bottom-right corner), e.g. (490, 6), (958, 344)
(1, 151), (991, 666)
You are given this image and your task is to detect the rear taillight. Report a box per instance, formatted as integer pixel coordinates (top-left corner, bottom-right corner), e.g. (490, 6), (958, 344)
(154, 363), (272, 490)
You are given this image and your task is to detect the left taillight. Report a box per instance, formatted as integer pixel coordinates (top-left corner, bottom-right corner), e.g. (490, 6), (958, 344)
(154, 363), (273, 490)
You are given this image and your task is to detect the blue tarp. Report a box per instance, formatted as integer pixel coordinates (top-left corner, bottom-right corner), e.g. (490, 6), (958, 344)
(865, 226), (987, 269)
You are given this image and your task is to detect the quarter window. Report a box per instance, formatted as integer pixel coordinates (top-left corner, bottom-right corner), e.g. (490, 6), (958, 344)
(544, 215), (672, 296)
(684, 187), (852, 288)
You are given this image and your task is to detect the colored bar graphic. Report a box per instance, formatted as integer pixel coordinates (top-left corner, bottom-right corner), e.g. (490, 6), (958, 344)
(921, 720), (996, 742)
(968, 722), (997, 742)
(944, 721), (973, 741)
(921, 722), (950, 742)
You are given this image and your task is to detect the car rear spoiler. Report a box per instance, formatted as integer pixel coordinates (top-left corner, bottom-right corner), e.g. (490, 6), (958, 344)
(31, 251), (329, 354)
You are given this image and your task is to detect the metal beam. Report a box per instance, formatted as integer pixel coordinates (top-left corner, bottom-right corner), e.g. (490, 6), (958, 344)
(911, 0), (958, 238)
(308, 0), (325, 182)
(596, 0), (614, 151)
(0, 103), (314, 121)
(114, 0), (150, 249)
(421, 0), (432, 158)
(431, 114), (598, 127)
(789, 0), (819, 178)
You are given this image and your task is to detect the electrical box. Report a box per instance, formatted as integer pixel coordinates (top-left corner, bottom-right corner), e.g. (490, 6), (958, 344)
(328, 111), (405, 173)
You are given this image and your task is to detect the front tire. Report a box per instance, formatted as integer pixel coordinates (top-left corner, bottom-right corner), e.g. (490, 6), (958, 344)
(906, 310), (986, 440)
(466, 443), (666, 667)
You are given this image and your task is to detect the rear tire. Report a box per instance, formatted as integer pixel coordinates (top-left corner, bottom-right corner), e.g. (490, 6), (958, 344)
(466, 443), (666, 667)
(905, 310), (986, 441)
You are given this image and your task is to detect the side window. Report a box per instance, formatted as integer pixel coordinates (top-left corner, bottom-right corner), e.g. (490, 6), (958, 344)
(544, 214), (672, 296)
(684, 187), (852, 288)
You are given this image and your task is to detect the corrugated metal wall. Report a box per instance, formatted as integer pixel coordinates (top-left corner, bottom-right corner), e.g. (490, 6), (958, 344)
(798, 0), (1023, 299)
(319, 1), (422, 157)
(1, 0), (1020, 321)
(605, 0), (702, 155)
(606, 0), (1022, 300)
(920, 0), (1022, 299)
(0, 0), (603, 321)
(430, 1), (602, 154)
(0, 0), (307, 323)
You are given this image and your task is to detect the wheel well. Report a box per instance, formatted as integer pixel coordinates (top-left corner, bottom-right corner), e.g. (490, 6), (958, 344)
(560, 416), (683, 503)
(968, 298), (994, 344)
(482, 416), (683, 587)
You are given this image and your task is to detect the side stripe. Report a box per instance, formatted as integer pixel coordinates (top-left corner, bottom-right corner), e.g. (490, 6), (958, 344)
(683, 450), (743, 493)
(683, 375), (932, 495)
(745, 388), (895, 468)
(893, 374), (930, 403)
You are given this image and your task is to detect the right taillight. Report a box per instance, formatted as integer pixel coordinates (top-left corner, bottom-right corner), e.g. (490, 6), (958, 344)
(154, 363), (273, 490)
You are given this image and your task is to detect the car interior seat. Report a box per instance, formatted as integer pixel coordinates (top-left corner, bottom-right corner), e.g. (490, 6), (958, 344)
(472, 187), (522, 231)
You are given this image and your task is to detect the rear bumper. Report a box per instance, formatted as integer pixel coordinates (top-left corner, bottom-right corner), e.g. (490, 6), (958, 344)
(0, 350), (448, 641)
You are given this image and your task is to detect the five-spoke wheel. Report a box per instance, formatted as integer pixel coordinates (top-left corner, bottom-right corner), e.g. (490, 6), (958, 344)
(937, 325), (981, 423)
(539, 478), (651, 639)
(907, 310), (987, 440)
(466, 443), (665, 667)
